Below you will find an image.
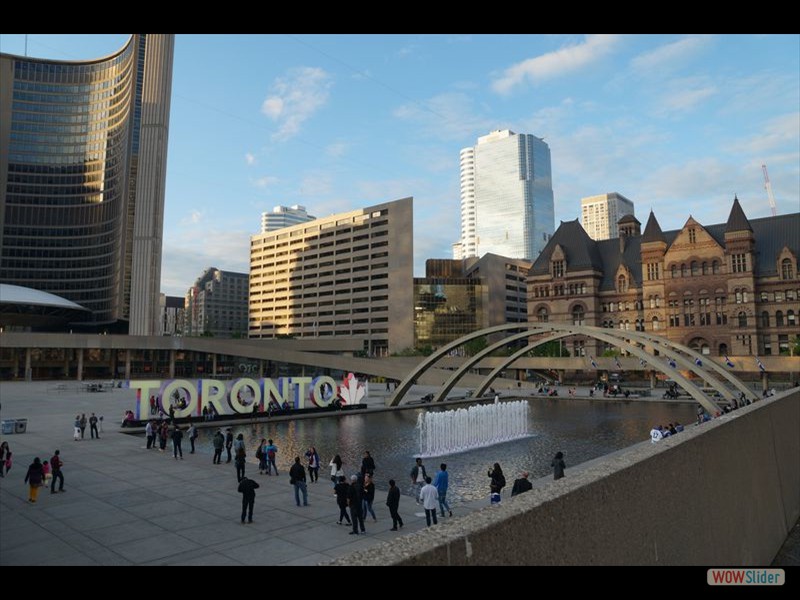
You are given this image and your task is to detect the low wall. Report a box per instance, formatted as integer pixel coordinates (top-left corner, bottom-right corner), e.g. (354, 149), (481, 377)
(332, 388), (800, 565)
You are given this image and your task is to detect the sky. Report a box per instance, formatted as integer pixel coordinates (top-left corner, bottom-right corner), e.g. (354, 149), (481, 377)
(1, 34), (798, 297)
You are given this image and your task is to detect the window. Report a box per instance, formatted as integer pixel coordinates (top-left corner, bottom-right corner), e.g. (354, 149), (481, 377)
(537, 307), (548, 323)
(761, 311), (770, 328)
(691, 261), (698, 276)
(647, 263), (660, 281)
(572, 306), (585, 326)
(617, 275), (627, 293)
(702, 262), (708, 275)
(651, 316), (660, 331)
(761, 335), (772, 356)
(712, 260), (720, 275)
(781, 258), (794, 280)
(552, 260), (564, 278)
(718, 343), (728, 356)
(789, 311), (796, 326)
(738, 311), (747, 327)
(776, 311), (784, 327)
(671, 265), (677, 279)
(688, 228), (696, 243)
(778, 334), (789, 354)
(681, 263), (688, 277)
(732, 254), (747, 273)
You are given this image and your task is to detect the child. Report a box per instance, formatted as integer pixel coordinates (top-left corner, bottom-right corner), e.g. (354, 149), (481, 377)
(42, 459), (51, 484)
(4, 451), (12, 475)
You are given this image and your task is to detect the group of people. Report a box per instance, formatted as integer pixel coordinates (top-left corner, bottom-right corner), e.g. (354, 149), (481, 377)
(144, 420), (198, 458)
(20, 448), (66, 502)
(650, 422), (686, 442)
(72, 413), (100, 440)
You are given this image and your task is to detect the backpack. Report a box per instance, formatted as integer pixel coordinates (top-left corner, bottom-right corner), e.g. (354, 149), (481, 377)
(255, 447), (263, 459)
(267, 449), (276, 460)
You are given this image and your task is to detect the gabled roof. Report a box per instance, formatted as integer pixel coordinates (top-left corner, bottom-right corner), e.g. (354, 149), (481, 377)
(725, 196), (753, 233)
(641, 210), (665, 243)
(618, 214), (640, 225)
(531, 220), (603, 274)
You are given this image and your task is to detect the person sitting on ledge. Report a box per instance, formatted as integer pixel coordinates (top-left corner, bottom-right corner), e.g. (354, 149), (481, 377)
(511, 472), (533, 497)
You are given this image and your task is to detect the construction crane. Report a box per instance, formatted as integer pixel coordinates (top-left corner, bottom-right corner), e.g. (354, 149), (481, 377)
(762, 164), (778, 217)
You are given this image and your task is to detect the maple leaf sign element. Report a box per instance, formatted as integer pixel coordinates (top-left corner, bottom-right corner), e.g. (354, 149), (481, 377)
(338, 372), (365, 405)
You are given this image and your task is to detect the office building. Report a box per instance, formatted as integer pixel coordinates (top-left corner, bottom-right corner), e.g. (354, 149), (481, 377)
(159, 294), (185, 336)
(260, 205), (315, 233)
(0, 34), (174, 335)
(457, 130), (554, 261)
(184, 268), (249, 338)
(580, 193), (635, 240)
(249, 197), (413, 356)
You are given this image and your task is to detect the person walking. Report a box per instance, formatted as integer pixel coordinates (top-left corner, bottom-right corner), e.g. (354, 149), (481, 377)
(361, 451), (376, 478)
(212, 429), (224, 464)
(511, 472), (533, 496)
(256, 439), (267, 474)
(225, 429), (234, 463)
(89, 413), (100, 439)
(24, 457), (44, 503)
(3, 450), (11, 476)
(159, 421), (169, 452)
(410, 458), (427, 503)
(334, 475), (352, 526)
(171, 425), (184, 459)
(386, 479), (403, 531)
(234, 434), (247, 482)
(552, 451), (566, 480)
(305, 446), (320, 482)
(362, 473), (377, 521)
(347, 474), (365, 535)
(434, 463), (452, 517)
(420, 476), (439, 527)
(50, 450), (65, 494)
(329, 454), (344, 486)
(0, 441), (9, 477)
(488, 463), (506, 499)
(289, 456), (308, 507)
(79, 413), (87, 439)
(238, 476), (260, 524)
(187, 423), (198, 454)
(265, 439), (278, 475)
(73, 415), (81, 441)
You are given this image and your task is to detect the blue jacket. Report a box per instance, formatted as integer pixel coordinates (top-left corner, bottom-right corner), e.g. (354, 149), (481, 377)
(434, 470), (449, 494)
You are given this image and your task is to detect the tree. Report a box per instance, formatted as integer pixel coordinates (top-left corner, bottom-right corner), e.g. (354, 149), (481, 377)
(462, 336), (488, 357)
(527, 340), (569, 357)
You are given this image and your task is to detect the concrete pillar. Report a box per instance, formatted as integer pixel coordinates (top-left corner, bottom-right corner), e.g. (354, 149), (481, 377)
(76, 349), (84, 381)
(24, 348), (32, 382)
(169, 350), (176, 379)
(258, 359), (264, 378)
(110, 351), (117, 379)
(212, 353), (217, 377)
(64, 350), (70, 379)
(124, 352), (131, 380)
(650, 370), (657, 389)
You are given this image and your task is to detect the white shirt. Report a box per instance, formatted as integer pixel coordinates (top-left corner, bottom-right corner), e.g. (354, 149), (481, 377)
(650, 428), (663, 443)
(419, 483), (439, 510)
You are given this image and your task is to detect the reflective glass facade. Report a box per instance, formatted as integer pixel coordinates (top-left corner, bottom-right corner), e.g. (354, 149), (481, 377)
(0, 35), (173, 333)
(413, 279), (485, 349)
(460, 130), (554, 261)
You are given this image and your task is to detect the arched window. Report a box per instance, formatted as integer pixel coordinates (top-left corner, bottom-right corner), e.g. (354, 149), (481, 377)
(617, 275), (627, 293)
(691, 261), (698, 276)
(782, 258), (794, 280)
(761, 311), (770, 328)
(712, 260), (720, 274)
(681, 263), (688, 277)
(738, 311), (747, 327)
(718, 343), (728, 356)
(537, 307), (549, 323)
(702, 262), (708, 275)
(788, 310), (796, 326)
(671, 265), (677, 278)
(651, 316), (660, 331)
(776, 311), (784, 327)
(572, 305), (585, 326)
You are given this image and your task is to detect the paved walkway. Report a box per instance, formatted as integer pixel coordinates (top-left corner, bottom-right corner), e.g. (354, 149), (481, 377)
(0, 381), (490, 566)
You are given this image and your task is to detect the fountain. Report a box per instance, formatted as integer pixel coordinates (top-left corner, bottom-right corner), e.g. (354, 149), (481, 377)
(416, 400), (531, 458)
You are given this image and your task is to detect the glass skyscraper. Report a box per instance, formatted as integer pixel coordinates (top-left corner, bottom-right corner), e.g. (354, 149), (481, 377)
(0, 34), (174, 334)
(457, 130), (554, 261)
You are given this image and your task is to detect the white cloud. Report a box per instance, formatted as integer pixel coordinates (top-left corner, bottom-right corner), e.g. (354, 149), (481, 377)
(252, 176), (279, 188)
(245, 152), (257, 166)
(631, 36), (713, 73)
(491, 34), (621, 94)
(325, 141), (349, 158)
(261, 66), (332, 141)
(180, 209), (205, 225)
(735, 112), (800, 155)
(299, 172), (333, 197)
(654, 76), (717, 116)
(394, 92), (494, 142)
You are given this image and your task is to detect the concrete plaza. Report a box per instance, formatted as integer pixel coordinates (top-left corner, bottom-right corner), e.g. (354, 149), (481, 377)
(0, 381), (492, 566)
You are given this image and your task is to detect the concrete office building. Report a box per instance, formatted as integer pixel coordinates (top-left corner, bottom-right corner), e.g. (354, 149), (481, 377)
(414, 254), (531, 350)
(249, 197), (414, 356)
(456, 130), (554, 261)
(260, 205), (316, 233)
(581, 193), (635, 241)
(158, 294), (185, 336)
(0, 35), (174, 335)
(184, 268), (249, 338)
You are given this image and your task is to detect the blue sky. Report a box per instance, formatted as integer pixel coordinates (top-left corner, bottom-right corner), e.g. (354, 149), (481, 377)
(1, 34), (798, 296)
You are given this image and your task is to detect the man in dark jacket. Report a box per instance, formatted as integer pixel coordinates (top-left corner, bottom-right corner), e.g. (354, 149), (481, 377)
(334, 476), (352, 525)
(50, 449), (65, 493)
(89, 413), (100, 439)
(225, 429), (234, 463)
(171, 425), (183, 459)
(410, 458), (427, 503)
(238, 476), (260, 523)
(511, 472), (533, 497)
(348, 474), (365, 535)
(386, 479), (403, 531)
(360, 451), (376, 478)
(212, 430), (224, 464)
(289, 456), (308, 507)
